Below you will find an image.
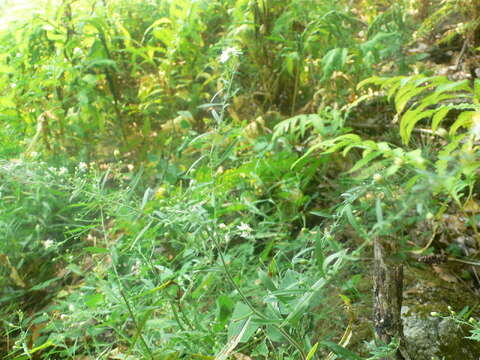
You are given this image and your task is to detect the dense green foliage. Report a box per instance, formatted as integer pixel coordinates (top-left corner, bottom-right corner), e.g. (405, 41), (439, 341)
(1, 0), (480, 359)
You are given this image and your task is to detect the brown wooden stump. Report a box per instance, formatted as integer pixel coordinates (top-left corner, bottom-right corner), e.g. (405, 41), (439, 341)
(373, 238), (411, 360)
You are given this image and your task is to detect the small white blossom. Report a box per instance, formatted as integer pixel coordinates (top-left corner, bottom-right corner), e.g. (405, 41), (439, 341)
(237, 222), (252, 232)
(78, 162), (88, 172)
(131, 260), (141, 275)
(58, 167), (68, 175)
(42, 239), (54, 249)
(237, 222), (252, 238)
(219, 47), (242, 63)
(73, 47), (83, 56)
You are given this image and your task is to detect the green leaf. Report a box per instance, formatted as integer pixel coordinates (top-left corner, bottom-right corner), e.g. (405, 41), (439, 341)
(29, 278), (60, 291)
(257, 270), (277, 291)
(84, 246), (109, 254)
(450, 111), (475, 135)
(344, 204), (366, 237)
(321, 47), (348, 81)
(273, 114), (321, 140)
(310, 210), (333, 218)
(321, 341), (363, 359)
(85, 293), (104, 309)
(395, 84), (429, 114)
(285, 276), (328, 324)
(306, 343), (319, 360)
(385, 164), (400, 177)
(434, 79), (471, 94)
(227, 302), (258, 343)
(308, 134), (362, 158)
(431, 106), (450, 131)
(0, 95), (16, 108)
(347, 151), (383, 173)
(357, 75), (384, 89)
(216, 295), (235, 324)
(85, 58), (118, 71)
(0, 65), (14, 73)
(265, 324), (284, 342)
(13, 340), (54, 359)
(400, 108), (435, 144)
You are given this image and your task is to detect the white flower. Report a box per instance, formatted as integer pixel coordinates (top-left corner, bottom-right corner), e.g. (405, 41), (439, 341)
(43, 239), (54, 248)
(219, 223), (227, 229)
(58, 167), (68, 175)
(219, 47), (241, 63)
(131, 260), (141, 275)
(78, 162), (88, 172)
(373, 173), (383, 183)
(237, 222), (252, 238)
(237, 222), (252, 232)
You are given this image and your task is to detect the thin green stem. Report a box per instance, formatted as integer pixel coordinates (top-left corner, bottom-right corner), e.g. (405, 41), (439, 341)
(206, 59), (307, 360)
(100, 208), (154, 359)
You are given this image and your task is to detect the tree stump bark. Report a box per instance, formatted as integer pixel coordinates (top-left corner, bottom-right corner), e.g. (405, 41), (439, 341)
(373, 238), (411, 360)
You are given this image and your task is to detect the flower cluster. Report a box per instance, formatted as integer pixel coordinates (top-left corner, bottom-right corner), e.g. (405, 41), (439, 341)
(219, 47), (242, 64)
(236, 222), (252, 238)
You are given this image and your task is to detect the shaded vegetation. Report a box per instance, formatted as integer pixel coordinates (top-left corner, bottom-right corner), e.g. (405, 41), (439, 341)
(1, 0), (480, 359)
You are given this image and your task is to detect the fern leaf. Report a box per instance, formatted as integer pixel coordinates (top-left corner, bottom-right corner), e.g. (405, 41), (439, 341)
(321, 48), (348, 82)
(431, 106), (451, 131)
(347, 151), (383, 173)
(450, 111), (475, 136)
(400, 108), (435, 144)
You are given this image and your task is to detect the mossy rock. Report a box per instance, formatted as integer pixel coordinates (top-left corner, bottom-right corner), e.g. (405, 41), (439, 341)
(348, 264), (480, 359)
(402, 265), (480, 360)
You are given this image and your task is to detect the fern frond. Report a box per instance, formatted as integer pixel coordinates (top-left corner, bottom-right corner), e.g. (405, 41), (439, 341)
(273, 114), (322, 140)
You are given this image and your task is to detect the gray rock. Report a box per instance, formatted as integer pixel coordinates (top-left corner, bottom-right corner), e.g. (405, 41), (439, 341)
(400, 266), (480, 360)
(402, 306), (480, 360)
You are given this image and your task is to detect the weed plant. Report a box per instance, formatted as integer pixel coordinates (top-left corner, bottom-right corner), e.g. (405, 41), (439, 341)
(1, 0), (480, 359)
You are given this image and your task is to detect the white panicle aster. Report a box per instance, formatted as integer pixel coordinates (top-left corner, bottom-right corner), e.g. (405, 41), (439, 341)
(219, 47), (241, 63)
(237, 222), (252, 238)
(43, 239), (54, 249)
(78, 162), (88, 172)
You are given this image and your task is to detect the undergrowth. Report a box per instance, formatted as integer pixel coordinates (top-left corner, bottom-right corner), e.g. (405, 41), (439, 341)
(1, 0), (480, 359)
